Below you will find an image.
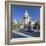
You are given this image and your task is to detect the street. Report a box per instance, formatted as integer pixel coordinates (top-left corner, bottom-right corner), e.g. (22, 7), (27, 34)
(12, 29), (40, 38)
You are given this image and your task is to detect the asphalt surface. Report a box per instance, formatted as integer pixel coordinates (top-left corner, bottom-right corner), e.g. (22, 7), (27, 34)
(12, 29), (40, 38)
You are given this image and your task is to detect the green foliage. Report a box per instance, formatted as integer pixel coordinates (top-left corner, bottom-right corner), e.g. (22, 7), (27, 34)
(33, 21), (40, 30)
(15, 22), (21, 28)
(11, 21), (21, 30)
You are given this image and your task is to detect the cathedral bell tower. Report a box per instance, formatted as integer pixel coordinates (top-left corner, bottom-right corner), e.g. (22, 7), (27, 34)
(23, 10), (31, 25)
(20, 10), (31, 30)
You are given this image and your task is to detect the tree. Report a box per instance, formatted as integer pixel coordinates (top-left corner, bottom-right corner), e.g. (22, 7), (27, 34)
(15, 22), (21, 28)
(33, 20), (40, 30)
(11, 21), (21, 30)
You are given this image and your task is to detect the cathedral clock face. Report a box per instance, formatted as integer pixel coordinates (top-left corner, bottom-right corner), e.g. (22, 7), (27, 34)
(11, 5), (40, 38)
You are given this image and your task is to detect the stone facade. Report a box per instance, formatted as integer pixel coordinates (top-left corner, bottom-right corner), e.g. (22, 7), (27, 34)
(20, 10), (31, 30)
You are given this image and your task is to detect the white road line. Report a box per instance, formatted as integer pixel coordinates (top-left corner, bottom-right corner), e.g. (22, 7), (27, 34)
(12, 30), (32, 38)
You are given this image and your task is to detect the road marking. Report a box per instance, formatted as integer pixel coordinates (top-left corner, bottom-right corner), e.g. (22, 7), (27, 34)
(13, 30), (32, 38)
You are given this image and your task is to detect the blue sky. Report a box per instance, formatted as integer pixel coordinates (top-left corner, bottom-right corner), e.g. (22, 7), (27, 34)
(11, 5), (41, 22)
